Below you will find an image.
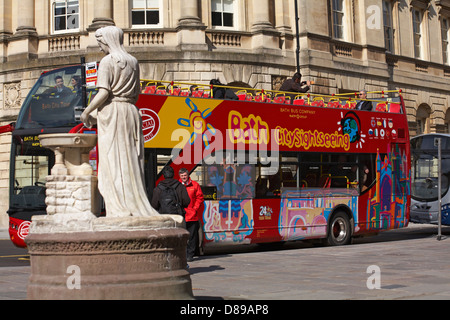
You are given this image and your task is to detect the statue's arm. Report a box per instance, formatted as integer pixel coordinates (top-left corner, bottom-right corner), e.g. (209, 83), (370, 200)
(80, 88), (109, 128)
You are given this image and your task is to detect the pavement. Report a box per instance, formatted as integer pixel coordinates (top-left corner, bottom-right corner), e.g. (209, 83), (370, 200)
(190, 223), (450, 300)
(0, 229), (30, 300)
(0, 229), (8, 240)
(0, 223), (450, 300)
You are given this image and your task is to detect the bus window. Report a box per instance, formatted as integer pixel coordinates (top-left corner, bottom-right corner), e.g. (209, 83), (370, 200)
(14, 155), (48, 192)
(10, 137), (53, 212)
(190, 165), (204, 186)
(251, 152), (299, 198)
(412, 152), (450, 201)
(157, 152), (172, 176)
(201, 151), (256, 200)
(15, 65), (98, 130)
(255, 152), (280, 198)
(411, 135), (450, 201)
(298, 153), (322, 188)
(298, 153), (371, 191)
(328, 154), (358, 189)
(280, 153), (299, 188)
(358, 154), (377, 193)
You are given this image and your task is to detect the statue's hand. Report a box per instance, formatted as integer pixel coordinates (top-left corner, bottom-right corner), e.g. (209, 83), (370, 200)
(80, 110), (89, 127)
(81, 111), (96, 128)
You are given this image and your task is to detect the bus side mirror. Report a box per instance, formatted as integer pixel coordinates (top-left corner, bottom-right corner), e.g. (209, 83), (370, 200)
(434, 138), (441, 148)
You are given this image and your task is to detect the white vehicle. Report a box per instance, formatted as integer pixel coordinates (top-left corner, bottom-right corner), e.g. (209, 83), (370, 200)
(411, 134), (450, 225)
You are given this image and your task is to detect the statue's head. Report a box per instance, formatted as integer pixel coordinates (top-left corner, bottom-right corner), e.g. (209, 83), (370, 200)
(95, 26), (132, 70)
(95, 26), (125, 55)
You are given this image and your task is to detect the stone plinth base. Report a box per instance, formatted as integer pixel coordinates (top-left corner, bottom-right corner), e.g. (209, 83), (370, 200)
(26, 216), (193, 300)
(45, 175), (101, 216)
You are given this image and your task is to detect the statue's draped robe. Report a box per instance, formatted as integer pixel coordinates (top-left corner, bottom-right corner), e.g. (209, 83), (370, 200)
(96, 54), (158, 217)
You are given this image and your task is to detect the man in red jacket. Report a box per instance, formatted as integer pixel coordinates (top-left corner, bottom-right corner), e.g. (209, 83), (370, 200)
(179, 168), (205, 262)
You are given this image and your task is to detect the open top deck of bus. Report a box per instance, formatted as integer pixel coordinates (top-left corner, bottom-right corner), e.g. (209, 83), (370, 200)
(140, 79), (404, 114)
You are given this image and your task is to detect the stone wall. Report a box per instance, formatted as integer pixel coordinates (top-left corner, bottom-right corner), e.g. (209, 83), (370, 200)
(45, 175), (100, 216)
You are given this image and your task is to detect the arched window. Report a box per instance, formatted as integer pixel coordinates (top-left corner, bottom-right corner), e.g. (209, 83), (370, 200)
(416, 104), (431, 135)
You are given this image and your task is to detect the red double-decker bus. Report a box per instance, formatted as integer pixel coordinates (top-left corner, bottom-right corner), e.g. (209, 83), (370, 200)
(6, 64), (410, 250)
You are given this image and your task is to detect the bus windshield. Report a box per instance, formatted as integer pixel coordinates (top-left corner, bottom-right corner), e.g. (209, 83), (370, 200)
(9, 135), (54, 217)
(411, 135), (450, 201)
(15, 65), (85, 130)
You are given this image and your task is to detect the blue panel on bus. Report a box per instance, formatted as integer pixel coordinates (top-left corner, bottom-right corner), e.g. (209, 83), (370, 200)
(442, 204), (450, 225)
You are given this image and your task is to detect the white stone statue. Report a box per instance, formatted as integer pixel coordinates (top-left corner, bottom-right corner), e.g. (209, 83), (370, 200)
(81, 26), (159, 217)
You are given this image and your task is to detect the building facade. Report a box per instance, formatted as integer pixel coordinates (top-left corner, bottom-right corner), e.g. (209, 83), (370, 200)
(0, 0), (449, 228)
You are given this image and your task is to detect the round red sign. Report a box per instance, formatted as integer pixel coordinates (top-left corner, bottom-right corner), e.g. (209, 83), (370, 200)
(140, 108), (160, 143)
(18, 220), (30, 240)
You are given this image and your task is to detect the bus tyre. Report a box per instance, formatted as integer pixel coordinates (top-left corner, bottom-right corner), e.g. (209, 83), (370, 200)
(326, 212), (352, 246)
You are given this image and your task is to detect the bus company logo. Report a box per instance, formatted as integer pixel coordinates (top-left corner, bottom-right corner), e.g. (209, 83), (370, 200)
(140, 108), (160, 143)
(17, 221), (30, 240)
(340, 111), (361, 143)
(177, 98), (217, 149)
(259, 206), (273, 220)
(228, 110), (270, 145)
(339, 111), (366, 149)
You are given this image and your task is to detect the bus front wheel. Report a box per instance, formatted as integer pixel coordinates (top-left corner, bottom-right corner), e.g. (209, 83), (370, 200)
(326, 212), (352, 246)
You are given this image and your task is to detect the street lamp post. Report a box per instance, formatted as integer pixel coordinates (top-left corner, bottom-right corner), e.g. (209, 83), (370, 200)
(436, 137), (443, 241)
(294, 0), (300, 74)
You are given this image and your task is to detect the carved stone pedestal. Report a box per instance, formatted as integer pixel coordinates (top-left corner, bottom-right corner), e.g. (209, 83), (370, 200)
(26, 216), (193, 300)
(29, 133), (193, 300)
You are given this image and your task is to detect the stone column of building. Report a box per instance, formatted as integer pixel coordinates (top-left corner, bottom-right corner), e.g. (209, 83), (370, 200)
(251, 0), (273, 30)
(272, 0), (295, 88)
(358, 0), (385, 63)
(274, 0), (294, 51)
(88, 0), (115, 31)
(251, 0), (280, 52)
(15, 0), (37, 35)
(0, 0), (12, 62)
(7, 0), (38, 61)
(178, 0), (203, 27)
(274, 0), (292, 32)
(176, 0), (207, 51)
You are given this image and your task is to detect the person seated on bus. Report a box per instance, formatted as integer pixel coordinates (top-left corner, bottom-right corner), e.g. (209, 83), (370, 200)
(71, 75), (82, 95)
(280, 72), (311, 95)
(267, 173), (281, 197)
(355, 90), (373, 111)
(50, 75), (73, 96)
(360, 165), (370, 192)
(348, 165), (359, 190)
(190, 85), (198, 96)
(210, 79), (239, 100)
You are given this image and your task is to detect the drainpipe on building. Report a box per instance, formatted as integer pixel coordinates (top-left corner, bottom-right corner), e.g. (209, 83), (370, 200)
(295, 0), (300, 74)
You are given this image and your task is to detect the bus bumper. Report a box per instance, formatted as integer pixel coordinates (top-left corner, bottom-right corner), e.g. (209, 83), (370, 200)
(8, 217), (30, 248)
(410, 209), (438, 225)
